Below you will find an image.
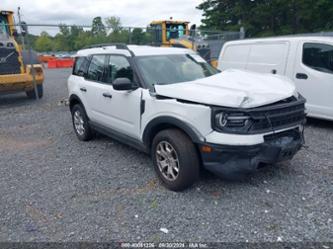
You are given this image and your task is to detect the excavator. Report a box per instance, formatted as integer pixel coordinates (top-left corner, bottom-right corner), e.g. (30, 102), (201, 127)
(149, 19), (218, 67)
(0, 10), (44, 99)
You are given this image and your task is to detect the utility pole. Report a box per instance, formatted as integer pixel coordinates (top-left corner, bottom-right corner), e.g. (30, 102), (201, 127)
(26, 27), (39, 100)
(17, 7), (38, 100)
(17, 7), (25, 50)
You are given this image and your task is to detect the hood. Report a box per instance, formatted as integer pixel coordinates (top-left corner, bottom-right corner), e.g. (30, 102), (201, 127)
(154, 69), (297, 108)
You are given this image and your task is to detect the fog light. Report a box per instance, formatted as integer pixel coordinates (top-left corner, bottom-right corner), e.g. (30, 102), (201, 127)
(201, 145), (213, 153)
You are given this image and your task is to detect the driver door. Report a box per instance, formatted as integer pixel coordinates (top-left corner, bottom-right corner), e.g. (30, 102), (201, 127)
(101, 54), (142, 139)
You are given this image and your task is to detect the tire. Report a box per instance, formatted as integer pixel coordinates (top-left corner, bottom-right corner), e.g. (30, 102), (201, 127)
(71, 104), (94, 141)
(151, 129), (200, 191)
(26, 84), (43, 99)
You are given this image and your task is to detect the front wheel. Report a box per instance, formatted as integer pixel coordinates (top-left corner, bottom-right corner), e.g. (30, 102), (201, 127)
(151, 129), (200, 191)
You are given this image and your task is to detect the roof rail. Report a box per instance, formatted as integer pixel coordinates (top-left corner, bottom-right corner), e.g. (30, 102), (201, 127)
(83, 43), (135, 56)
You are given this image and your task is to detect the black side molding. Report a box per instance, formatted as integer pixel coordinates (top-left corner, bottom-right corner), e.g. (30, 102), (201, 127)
(140, 99), (145, 115)
(89, 121), (148, 153)
(69, 94), (83, 110)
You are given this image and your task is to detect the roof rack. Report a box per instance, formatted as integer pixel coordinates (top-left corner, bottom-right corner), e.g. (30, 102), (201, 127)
(83, 43), (135, 56)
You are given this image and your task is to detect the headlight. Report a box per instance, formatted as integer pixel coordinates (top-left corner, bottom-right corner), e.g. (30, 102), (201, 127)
(214, 111), (251, 133)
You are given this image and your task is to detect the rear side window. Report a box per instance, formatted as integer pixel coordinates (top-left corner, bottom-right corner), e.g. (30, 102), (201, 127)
(303, 43), (333, 74)
(105, 55), (133, 84)
(86, 55), (106, 82)
(73, 57), (89, 77)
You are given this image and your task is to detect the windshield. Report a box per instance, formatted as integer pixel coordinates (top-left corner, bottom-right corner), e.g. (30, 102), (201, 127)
(136, 54), (219, 87)
(0, 15), (9, 39)
(166, 24), (186, 40)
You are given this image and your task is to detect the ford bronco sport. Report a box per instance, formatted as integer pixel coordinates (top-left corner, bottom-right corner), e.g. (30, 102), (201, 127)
(68, 44), (306, 191)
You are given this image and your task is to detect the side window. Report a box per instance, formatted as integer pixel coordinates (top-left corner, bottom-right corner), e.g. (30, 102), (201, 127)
(150, 24), (162, 44)
(86, 55), (106, 82)
(303, 43), (333, 74)
(73, 57), (89, 77)
(105, 55), (133, 84)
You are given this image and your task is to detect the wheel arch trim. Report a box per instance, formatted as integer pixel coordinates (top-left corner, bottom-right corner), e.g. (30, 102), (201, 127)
(69, 94), (83, 109)
(142, 116), (205, 149)
(69, 94), (90, 120)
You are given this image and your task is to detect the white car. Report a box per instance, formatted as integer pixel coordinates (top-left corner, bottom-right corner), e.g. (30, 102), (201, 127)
(218, 36), (333, 121)
(68, 44), (306, 191)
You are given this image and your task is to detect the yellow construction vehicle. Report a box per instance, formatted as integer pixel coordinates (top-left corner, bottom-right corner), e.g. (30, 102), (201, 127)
(0, 10), (44, 99)
(149, 19), (218, 67)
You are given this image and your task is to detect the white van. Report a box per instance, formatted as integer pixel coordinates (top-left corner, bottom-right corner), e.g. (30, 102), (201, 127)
(218, 36), (333, 121)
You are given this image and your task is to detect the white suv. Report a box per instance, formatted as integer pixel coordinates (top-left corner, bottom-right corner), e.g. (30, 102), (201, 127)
(68, 44), (306, 191)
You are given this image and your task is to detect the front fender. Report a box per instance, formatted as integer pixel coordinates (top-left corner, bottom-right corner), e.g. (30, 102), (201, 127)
(142, 116), (205, 149)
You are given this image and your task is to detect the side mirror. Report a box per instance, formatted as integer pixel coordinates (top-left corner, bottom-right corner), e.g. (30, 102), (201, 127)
(113, 78), (135, 91)
(12, 29), (19, 38)
(190, 24), (196, 37)
(21, 21), (28, 36)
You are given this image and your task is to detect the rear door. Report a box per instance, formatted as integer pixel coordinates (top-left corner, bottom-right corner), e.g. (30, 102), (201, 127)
(79, 54), (109, 123)
(246, 42), (290, 75)
(70, 56), (91, 115)
(294, 42), (333, 119)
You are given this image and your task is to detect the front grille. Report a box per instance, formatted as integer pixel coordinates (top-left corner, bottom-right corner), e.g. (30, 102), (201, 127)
(212, 95), (306, 135)
(0, 48), (21, 75)
(248, 96), (306, 133)
(264, 128), (301, 142)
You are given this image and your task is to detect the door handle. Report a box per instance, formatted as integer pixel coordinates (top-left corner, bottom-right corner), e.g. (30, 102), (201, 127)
(103, 93), (112, 99)
(80, 87), (87, 92)
(296, 73), (308, 80)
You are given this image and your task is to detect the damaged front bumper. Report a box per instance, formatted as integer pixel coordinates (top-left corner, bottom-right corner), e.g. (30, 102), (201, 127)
(200, 128), (304, 179)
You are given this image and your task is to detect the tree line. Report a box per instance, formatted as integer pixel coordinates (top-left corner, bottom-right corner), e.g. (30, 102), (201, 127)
(31, 1), (333, 52)
(197, 0), (333, 37)
(31, 16), (151, 52)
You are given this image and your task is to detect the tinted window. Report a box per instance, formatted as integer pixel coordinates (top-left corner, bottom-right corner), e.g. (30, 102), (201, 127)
(105, 56), (133, 84)
(0, 15), (9, 38)
(86, 55), (106, 82)
(303, 43), (333, 74)
(73, 57), (90, 77)
(150, 24), (162, 43)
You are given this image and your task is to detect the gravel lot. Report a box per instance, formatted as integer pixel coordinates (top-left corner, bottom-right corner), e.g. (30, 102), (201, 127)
(0, 69), (332, 242)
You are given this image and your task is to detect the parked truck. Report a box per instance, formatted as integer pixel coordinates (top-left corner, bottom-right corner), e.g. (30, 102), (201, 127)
(0, 10), (44, 99)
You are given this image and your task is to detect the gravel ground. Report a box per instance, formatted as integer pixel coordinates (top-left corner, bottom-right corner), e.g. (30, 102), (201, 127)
(0, 69), (332, 242)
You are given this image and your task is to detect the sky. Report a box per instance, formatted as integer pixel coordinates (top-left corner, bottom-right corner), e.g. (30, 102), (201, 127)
(2, 0), (204, 34)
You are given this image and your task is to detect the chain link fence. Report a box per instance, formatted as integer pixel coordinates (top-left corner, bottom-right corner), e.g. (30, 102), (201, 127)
(5, 23), (243, 61)
(1, 21), (243, 99)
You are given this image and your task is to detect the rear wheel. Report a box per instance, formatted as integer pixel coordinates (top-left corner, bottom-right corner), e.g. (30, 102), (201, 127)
(151, 129), (200, 191)
(71, 104), (94, 141)
(26, 84), (43, 99)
